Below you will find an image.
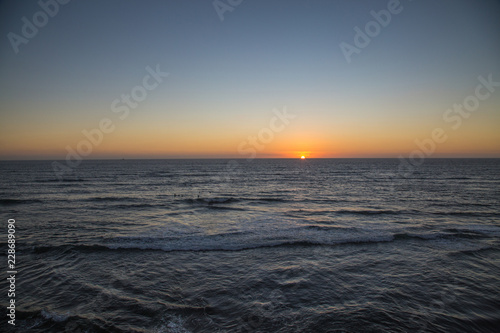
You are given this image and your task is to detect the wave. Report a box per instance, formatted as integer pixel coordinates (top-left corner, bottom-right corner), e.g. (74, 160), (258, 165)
(443, 225), (500, 236)
(429, 201), (494, 208)
(183, 197), (240, 205)
(449, 245), (496, 255)
(28, 237), (394, 254)
(25, 225), (404, 254)
(443, 177), (474, 180)
(85, 202), (163, 210)
(430, 211), (499, 217)
(286, 210), (332, 217)
(14, 308), (112, 332)
(26, 232), (497, 255)
(0, 198), (42, 205)
(206, 205), (247, 211)
(31, 244), (111, 255)
(393, 233), (440, 241)
(144, 171), (174, 178)
(302, 225), (348, 231)
(291, 207), (497, 217)
(287, 208), (410, 216)
(23, 221), (500, 255)
(250, 197), (288, 203)
(395, 225), (500, 240)
(84, 197), (167, 209)
(181, 196), (290, 207)
(335, 209), (406, 215)
(113, 203), (162, 209)
(85, 196), (139, 203)
(34, 178), (87, 183)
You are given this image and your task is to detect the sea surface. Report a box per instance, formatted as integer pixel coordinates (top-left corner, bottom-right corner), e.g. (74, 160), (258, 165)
(1, 158), (499, 332)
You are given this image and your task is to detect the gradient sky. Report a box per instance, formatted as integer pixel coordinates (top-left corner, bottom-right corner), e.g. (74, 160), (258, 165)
(0, 0), (499, 159)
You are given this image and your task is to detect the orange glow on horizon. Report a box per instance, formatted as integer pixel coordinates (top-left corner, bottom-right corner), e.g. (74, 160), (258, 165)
(1, 115), (499, 159)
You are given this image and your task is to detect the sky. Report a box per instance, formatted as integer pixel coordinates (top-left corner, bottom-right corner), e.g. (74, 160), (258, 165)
(0, 0), (499, 159)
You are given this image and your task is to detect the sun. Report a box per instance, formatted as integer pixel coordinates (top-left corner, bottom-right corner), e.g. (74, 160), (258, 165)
(301, 156), (306, 160)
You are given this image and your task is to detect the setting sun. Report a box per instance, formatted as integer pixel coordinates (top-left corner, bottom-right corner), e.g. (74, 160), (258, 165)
(301, 156), (306, 160)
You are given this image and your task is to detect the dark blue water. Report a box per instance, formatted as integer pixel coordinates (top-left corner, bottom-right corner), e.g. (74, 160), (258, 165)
(1, 159), (499, 332)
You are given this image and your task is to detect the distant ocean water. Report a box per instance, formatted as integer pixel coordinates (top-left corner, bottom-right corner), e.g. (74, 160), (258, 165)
(0, 158), (499, 332)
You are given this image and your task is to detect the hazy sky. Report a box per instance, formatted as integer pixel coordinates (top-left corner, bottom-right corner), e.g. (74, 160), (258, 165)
(1, 0), (499, 159)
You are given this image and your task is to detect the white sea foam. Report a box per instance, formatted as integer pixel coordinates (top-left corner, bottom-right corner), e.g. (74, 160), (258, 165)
(41, 309), (69, 322)
(155, 316), (192, 333)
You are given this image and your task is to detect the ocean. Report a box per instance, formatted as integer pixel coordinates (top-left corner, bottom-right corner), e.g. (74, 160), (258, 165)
(1, 158), (499, 332)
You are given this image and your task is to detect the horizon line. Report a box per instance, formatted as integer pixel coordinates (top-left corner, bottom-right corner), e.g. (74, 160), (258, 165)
(2, 157), (500, 162)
